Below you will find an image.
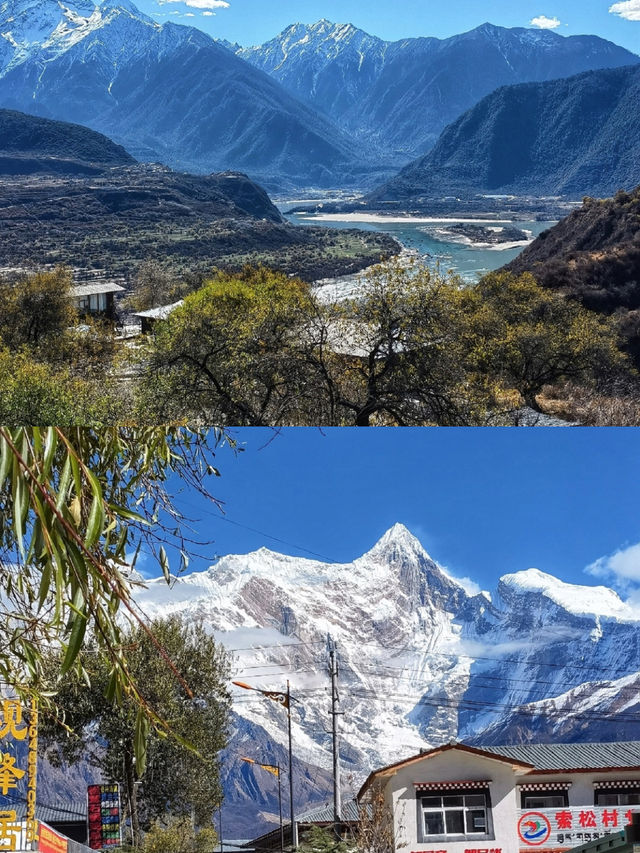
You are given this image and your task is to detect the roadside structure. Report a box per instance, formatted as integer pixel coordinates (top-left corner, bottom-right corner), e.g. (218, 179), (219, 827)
(358, 741), (640, 853)
(72, 282), (125, 318)
(244, 799), (361, 851)
(133, 300), (184, 334)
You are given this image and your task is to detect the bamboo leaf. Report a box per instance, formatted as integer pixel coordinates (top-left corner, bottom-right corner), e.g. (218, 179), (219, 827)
(134, 709), (150, 776)
(159, 546), (170, 584)
(61, 610), (87, 675)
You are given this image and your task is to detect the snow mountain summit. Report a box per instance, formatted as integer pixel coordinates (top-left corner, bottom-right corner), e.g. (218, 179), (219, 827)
(0, 0), (637, 187)
(134, 524), (640, 837)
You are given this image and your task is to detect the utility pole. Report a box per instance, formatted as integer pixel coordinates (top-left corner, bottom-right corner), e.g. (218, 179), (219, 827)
(232, 680), (297, 849)
(328, 638), (342, 840)
(287, 680), (297, 849)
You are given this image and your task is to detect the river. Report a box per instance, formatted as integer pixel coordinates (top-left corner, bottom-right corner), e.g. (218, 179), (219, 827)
(284, 209), (556, 297)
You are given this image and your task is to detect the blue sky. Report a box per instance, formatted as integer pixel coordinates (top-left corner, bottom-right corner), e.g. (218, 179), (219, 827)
(142, 0), (640, 53)
(143, 428), (640, 604)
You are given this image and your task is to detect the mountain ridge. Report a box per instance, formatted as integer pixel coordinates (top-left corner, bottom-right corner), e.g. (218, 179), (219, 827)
(237, 19), (639, 160)
(368, 63), (640, 202)
(0, 0), (377, 189)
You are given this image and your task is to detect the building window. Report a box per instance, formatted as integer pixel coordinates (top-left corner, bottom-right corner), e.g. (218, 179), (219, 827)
(596, 792), (640, 806)
(522, 792), (569, 809)
(420, 793), (490, 840)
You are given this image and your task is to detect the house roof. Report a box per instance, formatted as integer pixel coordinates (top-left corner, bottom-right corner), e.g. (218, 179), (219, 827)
(243, 799), (363, 850)
(479, 742), (640, 772)
(298, 799), (361, 824)
(358, 740), (640, 801)
(357, 742), (535, 800)
(8, 801), (86, 824)
(73, 282), (125, 297)
(133, 300), (184, 320)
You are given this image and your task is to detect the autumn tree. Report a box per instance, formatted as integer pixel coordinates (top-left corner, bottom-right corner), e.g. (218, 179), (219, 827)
(140, 817), (217, 853)
(308, 261), (511, 426)
(41, 617), (231, 845)
(134, 262), (631, 425)
(0, 267), (77, 349)
(138, 266), (318, 424)
(469, 271), (628, 410)
(0, 349), (125, 424)
(355, 784), (402, 853)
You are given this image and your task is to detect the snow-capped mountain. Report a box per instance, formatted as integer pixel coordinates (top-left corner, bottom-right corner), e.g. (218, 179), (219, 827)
(238, 20), (640, 158)
(0, 0), (375, 189)
(0, 0), (159, 74)
(133, 524), (640, 838)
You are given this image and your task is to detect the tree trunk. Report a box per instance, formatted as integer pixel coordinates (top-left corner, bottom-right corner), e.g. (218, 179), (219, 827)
(125, 749), (140, 846)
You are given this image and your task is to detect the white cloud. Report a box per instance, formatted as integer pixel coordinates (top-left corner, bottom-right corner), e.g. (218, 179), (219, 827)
(587, 541), (640, 586)
(610, 0), (640, 20)
(436, 563), (482, 596)
(183, 12), (195, 15)
(530, 14), (562, 28)
(202, 10), (214, 14)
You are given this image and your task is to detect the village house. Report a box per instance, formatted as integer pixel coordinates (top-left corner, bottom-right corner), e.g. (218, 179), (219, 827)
(133, 300), (184, 334)
(357, 741), (640, 853)
(72, 282), (125, 319)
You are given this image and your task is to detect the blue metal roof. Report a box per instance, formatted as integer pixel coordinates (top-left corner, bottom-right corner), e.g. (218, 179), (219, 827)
(479, 741), (640, 770)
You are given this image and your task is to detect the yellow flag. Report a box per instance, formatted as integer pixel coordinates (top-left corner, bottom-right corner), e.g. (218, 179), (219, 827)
(241, 757), (279, 777)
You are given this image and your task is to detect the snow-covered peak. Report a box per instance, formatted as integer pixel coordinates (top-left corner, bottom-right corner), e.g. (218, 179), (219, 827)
(0, 0), (159, 75)
(360, 522), (431, 562)
(499, 567), (633, 619)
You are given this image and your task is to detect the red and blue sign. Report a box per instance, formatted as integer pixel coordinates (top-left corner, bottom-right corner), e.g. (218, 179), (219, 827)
(518, 813), (552, 846)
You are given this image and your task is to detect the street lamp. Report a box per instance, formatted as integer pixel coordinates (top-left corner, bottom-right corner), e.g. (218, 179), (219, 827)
(240, 757), (284, 853)
(232, 680), (297, 848)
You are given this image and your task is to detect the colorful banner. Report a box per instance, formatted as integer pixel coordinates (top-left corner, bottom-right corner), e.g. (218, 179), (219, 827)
(519, 806), (639, 849)
(38, 823), (69, 853)
(87, 784), (122, 849)
(0, 698), (37, 851)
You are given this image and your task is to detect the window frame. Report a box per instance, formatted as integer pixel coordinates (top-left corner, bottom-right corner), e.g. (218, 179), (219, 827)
(594, 789), (640, 807)
(417, 788), (494, 844)
(521, 790), (570, 809)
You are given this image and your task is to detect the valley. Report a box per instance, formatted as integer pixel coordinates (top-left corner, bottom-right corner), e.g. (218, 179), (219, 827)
(0, 168), (397, 283)
(0, 3), (639, 425)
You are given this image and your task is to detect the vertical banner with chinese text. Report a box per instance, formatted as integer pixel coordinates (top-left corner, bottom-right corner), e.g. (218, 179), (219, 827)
(87, 784), (122, 849)
(0, 697), (37, 851)
(26, 699), (38, 844)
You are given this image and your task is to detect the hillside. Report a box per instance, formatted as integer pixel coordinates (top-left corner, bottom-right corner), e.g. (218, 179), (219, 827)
(131, 524), (640, 838)
(0, 0), (377, 190)
(0, 164), (397, 281)
(504, 187), (640, 365)
(0, 109), (135, 174)
(369, 64), (640, 203)
(239, 20), (639, 160)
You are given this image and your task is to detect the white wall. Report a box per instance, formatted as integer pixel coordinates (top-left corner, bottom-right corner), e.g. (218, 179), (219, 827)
(383, 751), (640, 853)
(386, 751), (522, 853)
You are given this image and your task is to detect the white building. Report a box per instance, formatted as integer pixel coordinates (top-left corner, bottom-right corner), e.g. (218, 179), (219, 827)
(72, 282), (125, 317)
(358, 742), (640, 853)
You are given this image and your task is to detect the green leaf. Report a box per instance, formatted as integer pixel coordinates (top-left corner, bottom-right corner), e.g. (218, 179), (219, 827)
(61, 609), (87, 676)
(159, 546), (170, 584)
(134, 709), (150, 776)
(106, 504), (149, 525)
(85, 490), (105, 549)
